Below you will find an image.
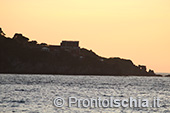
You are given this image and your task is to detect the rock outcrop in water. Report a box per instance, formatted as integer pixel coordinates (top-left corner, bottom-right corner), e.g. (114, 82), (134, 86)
(0, 28), (156, 76)
(165, 75), (170, 77)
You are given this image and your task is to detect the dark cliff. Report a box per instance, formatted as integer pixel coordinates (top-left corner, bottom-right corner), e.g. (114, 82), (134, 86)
(0, 28), (155, 76)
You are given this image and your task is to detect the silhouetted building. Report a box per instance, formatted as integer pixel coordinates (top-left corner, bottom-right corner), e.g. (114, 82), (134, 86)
(60, 41), (80, 55)
(61, 41), (79, 49)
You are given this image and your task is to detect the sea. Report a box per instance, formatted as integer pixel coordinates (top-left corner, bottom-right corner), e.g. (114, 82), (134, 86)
(0, 74), (170, 113)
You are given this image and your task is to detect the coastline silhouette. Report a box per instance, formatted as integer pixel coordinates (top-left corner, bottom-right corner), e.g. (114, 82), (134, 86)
(0, 28), (159, 76)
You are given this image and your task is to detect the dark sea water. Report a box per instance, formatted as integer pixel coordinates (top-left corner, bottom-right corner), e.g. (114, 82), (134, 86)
(0, 74), (170, 113)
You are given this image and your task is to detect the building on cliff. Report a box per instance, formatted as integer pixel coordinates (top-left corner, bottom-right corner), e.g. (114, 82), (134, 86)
(60, 41), (80, 55)
(46, 41), (80, 55)
(60, 41), (79, 49)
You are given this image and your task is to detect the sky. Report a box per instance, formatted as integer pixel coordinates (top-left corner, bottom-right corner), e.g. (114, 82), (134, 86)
(1, 0), (170, 73)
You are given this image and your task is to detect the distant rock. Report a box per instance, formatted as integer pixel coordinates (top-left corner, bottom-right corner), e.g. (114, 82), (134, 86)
(165, 75), (170, 77)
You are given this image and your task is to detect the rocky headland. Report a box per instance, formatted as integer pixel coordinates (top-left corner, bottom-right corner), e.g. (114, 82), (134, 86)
(0, 28), (159, 76)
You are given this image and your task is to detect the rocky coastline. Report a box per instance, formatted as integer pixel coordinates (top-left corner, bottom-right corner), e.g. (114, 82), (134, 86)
(0, 28), (160, 76)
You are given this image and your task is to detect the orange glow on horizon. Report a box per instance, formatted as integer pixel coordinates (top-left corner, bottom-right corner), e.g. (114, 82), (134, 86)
(1, 0), (170, 73)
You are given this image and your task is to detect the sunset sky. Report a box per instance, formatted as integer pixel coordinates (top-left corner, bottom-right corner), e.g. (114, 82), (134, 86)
(1, 0), (170, 73)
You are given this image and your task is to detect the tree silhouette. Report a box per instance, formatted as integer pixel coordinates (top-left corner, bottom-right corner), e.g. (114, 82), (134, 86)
(13, 33), (29, 43)
(0, 28), (6, 36)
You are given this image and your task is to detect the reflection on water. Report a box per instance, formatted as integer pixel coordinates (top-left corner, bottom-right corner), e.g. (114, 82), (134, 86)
(0, 74), (170, 113)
